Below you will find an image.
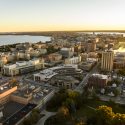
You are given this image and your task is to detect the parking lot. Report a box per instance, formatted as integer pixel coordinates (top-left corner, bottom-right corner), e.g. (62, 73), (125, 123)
(2, 101), (25, 120)
(3, 103), (36, 125)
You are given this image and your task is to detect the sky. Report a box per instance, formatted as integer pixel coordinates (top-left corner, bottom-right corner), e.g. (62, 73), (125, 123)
(0, 0), (125, 32)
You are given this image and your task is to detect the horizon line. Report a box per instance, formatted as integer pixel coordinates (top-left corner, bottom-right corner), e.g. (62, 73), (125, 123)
(1, 29), (125, 33)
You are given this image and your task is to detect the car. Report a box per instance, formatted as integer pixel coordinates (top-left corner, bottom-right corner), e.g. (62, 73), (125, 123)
(43, 89), (49, 93)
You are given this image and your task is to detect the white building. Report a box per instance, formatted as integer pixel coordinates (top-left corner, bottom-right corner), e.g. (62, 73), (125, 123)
(2, 58), (44, 76)
(65, 56), (81, 64)
(34, 64), (82, 82)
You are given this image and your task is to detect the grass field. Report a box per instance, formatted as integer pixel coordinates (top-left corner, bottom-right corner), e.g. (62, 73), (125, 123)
(45, 99), (125, 125)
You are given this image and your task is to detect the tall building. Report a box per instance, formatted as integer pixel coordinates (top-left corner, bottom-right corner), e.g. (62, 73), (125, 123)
(60, 47), (74, 58)
(84, 39), (96, 52)
(101, 51), (114, 71)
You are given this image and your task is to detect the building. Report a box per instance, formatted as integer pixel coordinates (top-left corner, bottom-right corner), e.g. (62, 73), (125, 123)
(47, 53), (62, 62)
(49, 75), (79, 89)
(79, 59), (96, 71)
(34, 64), (82, 82)
(0, 55), (8, 68)
(65, 55), (81, 64)
(16, 42), (32, 50)
(113, 61), (125, 70)
(85, 40), (96, 52)
(113, 52), (125, 70)
(16, 51), (30, 60)
(0, 82), (17, 105)
(60, 47), (74, 58)
(7, 53), (17, 62)
(74, 43), (81, 53)
(38, 48), (47, 55)
(88, 74), (109, 88)
(101, 51), (114, 71)
(2, 58), (44, 76)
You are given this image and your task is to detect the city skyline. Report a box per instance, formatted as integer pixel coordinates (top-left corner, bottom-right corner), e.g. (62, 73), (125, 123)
(0, 0), (125, 32)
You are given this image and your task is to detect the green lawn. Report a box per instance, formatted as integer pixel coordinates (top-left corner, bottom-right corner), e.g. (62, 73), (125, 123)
(74, 105), (95, 118)
(86, 99), (107, 108)
(85, 99), (125, 114)
(45, 99), (125, 125)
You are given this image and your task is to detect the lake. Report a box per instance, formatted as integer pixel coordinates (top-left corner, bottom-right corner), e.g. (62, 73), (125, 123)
(0, 35), (51, 46)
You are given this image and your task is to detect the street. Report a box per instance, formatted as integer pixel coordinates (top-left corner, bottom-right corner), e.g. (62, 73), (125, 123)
(36, 110), (56, 125)
(75, 62), (100, 93)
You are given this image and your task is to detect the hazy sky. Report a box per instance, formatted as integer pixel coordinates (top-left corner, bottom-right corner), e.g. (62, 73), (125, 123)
(0, 0), (125, 32)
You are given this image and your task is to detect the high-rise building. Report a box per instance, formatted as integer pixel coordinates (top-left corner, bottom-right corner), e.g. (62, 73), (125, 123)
(60, 47), (74, 58)
(85, 40), (96, 52)
(101, 51), (114, 71)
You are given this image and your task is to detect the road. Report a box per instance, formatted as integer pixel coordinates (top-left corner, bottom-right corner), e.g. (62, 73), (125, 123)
(75, 62), (100, 93)
(99, 95), (125, 105)
(36, 110), (56, 125)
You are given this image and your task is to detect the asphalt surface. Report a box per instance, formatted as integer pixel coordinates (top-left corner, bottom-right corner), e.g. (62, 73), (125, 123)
(3, 101), (24, 118)
(3, 103), (36, 125)
(75, 62), (100, 93)
(36, 110), (56, 125)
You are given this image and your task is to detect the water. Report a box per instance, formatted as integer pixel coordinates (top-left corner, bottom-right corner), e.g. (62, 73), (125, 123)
(0, 35), (51, 46)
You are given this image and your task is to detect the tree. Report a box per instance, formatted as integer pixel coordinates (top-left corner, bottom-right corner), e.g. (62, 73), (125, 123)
(47, 45), (60, 54)
(96, 105), (114, 125)
(75, 120), (86, 125)
(63, 98), (76, 113)
(108, 99), (115, 107)
(112, 113), (125, 125)
(117, 69), (125, 80)
(112, 88), (120, 97)
(46, 88), (68, 111)
(68, 90), (82, 109)
(96, 105), (125, 125)
(58, 106), (69, 120)
(23, 118), (31, 125)
(30, 109), (40, 123)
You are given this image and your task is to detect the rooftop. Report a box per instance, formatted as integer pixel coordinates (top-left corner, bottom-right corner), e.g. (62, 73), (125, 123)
(34, 64), (79, 81)
(3, 58), (41, 69)
(92, 73), (108, 79)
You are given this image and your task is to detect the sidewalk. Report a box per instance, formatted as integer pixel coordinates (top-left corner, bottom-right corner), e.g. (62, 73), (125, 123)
(36, 110), (57, 125)
(98, 95), (125, 105)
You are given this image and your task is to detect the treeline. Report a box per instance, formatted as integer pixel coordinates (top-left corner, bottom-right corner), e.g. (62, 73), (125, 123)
(92, 105), (125, 125)
(46, 88), (83, 113)
(46, 88), (125, 125)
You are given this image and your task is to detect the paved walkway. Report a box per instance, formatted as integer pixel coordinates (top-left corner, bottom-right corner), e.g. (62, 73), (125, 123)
(36, 110), (57, 125)
(87, 105), (96, 110)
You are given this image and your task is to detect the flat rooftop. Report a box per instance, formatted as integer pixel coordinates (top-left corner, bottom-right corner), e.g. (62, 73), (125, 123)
(92, 73), (108, 79)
